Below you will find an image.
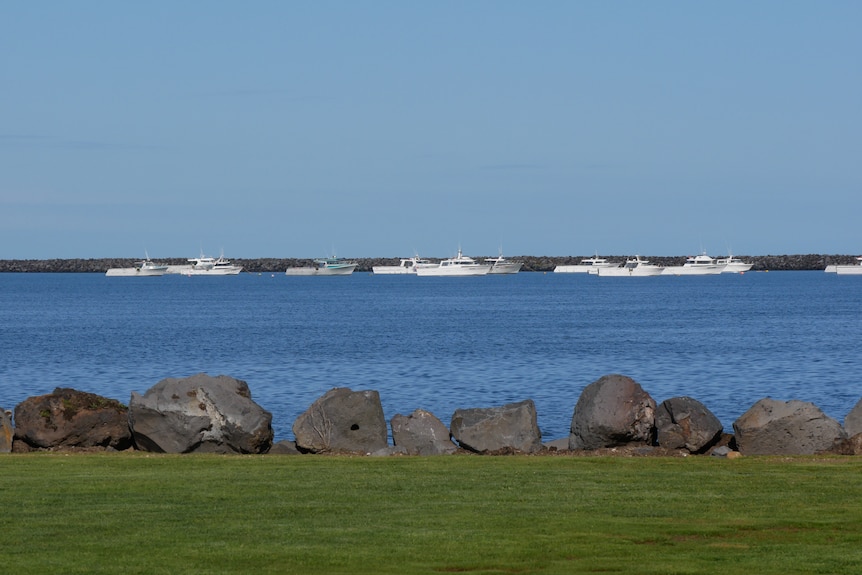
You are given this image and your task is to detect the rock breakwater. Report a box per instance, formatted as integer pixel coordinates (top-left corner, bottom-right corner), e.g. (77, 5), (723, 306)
(0, 254), (857, 273)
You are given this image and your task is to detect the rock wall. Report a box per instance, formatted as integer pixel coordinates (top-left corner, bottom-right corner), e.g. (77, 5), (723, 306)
(3, 374), (861, 457)
(1, 254), (857, 273)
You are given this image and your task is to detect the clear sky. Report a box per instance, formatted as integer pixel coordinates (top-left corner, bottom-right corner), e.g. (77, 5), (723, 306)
(2, 1), (860, 259)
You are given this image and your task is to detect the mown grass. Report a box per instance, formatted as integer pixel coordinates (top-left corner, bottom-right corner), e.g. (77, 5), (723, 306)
(2, 454), (862, 574)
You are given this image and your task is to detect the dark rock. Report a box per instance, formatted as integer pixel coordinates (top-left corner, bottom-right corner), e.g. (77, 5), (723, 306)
(710, 445), (733, 458)
(655, 396), (723, 453)
(292, 387), (388, 454)
(268, 440), (303, 455)
(128, 373), (273, 454)
(732, 398), (846, 455)
(831, 432), (862, 455)
(843, 397), (862, 437)
(13, 388), (132, 450)
(569, 374), (656, 450)
(391, 409), (457, 455)
(450, 399), (542, 454)
(1, 408), (13, 453)
(370, 445), (409, 457)
(543, 437), (570, 451)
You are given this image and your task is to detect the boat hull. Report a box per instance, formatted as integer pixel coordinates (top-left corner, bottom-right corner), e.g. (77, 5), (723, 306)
(416, 266), (490, 277)
(554, 264), (618, 273)
(285, 264), (357, 276)
(182, 267), (243, 276)
(488, 262), (522, 274)
(371, 266), (414, 274)
(596, 266), (664, 277)
(661, 266), (724, 276)
(836, 265), (862, 275)
(105, 267), (167, 277)
(720, 263), (753, 273)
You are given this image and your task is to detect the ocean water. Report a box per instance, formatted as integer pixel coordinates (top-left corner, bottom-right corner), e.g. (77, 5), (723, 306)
(1, 271), (860, 442)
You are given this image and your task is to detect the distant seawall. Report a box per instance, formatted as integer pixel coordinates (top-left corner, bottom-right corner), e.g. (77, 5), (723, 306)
(0, 254), (855, 273)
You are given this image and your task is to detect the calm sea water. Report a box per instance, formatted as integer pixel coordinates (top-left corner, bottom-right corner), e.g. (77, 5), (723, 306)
(1, 271), (860, 441)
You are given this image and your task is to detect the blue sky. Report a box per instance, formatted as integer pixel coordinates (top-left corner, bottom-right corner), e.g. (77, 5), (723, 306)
(2, 2), (860, 259)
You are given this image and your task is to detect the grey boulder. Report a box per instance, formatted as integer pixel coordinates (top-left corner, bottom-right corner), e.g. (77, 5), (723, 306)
(292, 387), (388, 454)
(655, 396), (723, 453)
(391, 409), (457, 455)
(128, 373), (273, 454)
(844, 397), (862, 437)
(569, 374), (656, 450)
(733, 398), (846, 455)
(450, 399), (542, 454)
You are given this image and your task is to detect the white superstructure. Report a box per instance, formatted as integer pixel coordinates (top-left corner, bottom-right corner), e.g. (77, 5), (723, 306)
(372, 256), (437, 275)
(171, 252), (243, 275)
(554, 255), (620, 274)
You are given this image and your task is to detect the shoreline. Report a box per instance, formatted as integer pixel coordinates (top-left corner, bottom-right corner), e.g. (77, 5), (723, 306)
(0, 254), (856, 273)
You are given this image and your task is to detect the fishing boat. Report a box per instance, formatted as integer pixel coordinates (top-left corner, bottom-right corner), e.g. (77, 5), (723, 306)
(484, 252), (523, 274)
(179, 252), (243, 275)
(372, 256), (437, 275)
(835, 257), (862, 275)
(661, 252), (724, 276)
(554, 254), (620, 273)
(716, 253), (753, 273)
(415, 249), (491, 277)
(105, 253), (169, 277)
(285, 257), (357, 276)
(595, 256), (664, 277)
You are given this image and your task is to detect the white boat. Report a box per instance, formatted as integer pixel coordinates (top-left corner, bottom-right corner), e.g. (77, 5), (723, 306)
(716, 254), (753, 273)
(836, 257), (862, 275)
(105, 254), (169, 277)
(595, 256), (664, 277)
(415, 249), (491, 277)
(484, 252), (523, 274)
(285, 257), (357, 276)
(554, 255), (620, 274)
(661, 252), (725, 276)
(372, 256), (437, 275)
(178, 252), (243, 275)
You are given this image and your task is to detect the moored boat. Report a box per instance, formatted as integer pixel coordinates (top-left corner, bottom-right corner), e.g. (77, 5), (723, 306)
(595, 255), (664, 277)
(716, 253), (753, 273)
(177, 252), (243, 275)
(372, 256), (437, 275)
(105, 253), (169, 277)
(484, 252), (523, 274)
(554, 254), (620, 274)
(835, 257), (862, 275)
(285, 257), (357, 276)
(415, 249), (491, 276)
(661, 252), (724, 275)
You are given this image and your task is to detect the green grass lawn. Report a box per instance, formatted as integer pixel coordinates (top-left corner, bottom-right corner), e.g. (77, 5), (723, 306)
(2, 454), (861, 574)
